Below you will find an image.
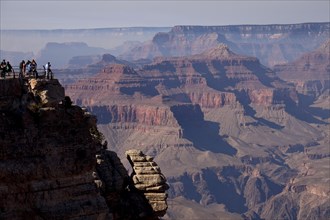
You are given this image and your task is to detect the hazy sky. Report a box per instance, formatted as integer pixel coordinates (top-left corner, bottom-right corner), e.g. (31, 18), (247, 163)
(1, 0), (329, 30)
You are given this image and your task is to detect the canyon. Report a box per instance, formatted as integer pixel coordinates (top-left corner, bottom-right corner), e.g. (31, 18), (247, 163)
(65, 38), (330, 219)
(1, 22), (329, 219)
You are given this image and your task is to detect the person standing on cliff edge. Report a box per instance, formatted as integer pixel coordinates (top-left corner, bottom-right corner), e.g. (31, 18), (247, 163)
(31, 59), (38, 79)
(0, 60), (6, 78)
(44, 62), (53, 79)
(5, 61), (15, 78)
(19, 60), (25, 78)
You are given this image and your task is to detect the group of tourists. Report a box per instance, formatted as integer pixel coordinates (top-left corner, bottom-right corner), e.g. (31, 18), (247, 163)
(19, 59), (53, 79)
(0, 59), (14, 78)
(0, 59), (53, 79)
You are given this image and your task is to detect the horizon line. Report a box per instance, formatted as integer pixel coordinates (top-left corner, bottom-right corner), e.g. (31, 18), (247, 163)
(1, 21), (329, 31)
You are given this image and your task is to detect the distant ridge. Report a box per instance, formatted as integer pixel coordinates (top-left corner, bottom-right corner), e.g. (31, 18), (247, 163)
(171, 22), (329, 29)
(119, 22), (329, 67)
(0, 27), (172, 55)
(0, 26), (171, 32)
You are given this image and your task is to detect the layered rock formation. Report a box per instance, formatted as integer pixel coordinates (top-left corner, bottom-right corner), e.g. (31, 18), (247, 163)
(0, 78), (169, 219)
(119, 22), (330, 67)
(66, 44), (329, 219)
(126, 149), (169, 216)
(274, 39), (329, 80)
(274, 39), (330, 101)
(141, 44), (298, 107)
(0, 78), (109, 219)
(56, 53), (137, 85)
(94, 148), (169, 219)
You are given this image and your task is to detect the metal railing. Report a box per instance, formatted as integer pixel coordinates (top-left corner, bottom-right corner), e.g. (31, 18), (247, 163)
(0, 66), (54, 79)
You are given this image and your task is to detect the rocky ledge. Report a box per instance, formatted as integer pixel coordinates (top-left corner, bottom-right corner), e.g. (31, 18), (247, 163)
(0, 78), (168, 219)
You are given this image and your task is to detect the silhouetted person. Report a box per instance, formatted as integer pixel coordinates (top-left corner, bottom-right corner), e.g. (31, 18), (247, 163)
(31, 59), (38, 79)
(0, 59), (6, 78)
(0, 59), (6, 68)
(6, 61), (14, 78)
(63, 96), (73, 108)
(19, 60), (25, 78)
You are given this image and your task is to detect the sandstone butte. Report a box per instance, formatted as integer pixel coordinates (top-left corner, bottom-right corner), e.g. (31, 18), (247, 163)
(0, 77), (169, 219)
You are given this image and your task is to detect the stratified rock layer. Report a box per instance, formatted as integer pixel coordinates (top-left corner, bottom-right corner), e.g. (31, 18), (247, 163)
(0, 78), (109, 219)
(0, 78), (169, 220)
(274, 39), (330, 99)
(119, 23), (329, 67)
(65, 42), (329, 219)
(126, 149), (169, 217)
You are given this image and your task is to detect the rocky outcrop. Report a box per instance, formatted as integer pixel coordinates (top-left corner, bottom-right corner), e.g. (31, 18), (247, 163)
(0, 78), (169, 219)
(247, 87), (298, 106)
(94, 148), (169, 219)
(29, 78), (65, 107)
(0, 78), (109, 219)
(126, 149), (169, 217)
(187, 90), (238, 108)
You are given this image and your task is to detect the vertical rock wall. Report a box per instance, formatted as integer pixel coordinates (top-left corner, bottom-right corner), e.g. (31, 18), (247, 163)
(0, 78), (109, 219)
(0, 78), (169, 219)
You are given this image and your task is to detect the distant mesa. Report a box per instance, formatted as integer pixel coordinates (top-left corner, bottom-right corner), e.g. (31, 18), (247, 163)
(119, 23), (329, 67)
(37, 42), (111, 68)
